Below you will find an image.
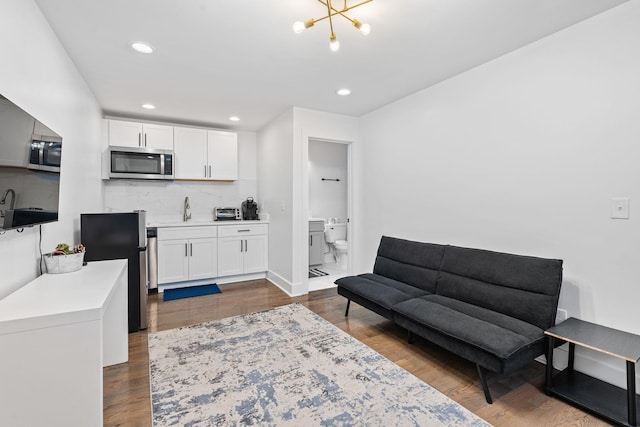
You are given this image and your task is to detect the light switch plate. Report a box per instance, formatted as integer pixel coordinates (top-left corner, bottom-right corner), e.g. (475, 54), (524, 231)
(611, 198), (630, 219)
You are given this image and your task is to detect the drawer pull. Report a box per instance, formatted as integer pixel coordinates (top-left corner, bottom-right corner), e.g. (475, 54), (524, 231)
(237, 229), (251, 232)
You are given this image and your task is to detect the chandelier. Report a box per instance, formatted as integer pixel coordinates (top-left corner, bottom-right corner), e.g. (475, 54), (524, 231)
(293, 0), (373, 52)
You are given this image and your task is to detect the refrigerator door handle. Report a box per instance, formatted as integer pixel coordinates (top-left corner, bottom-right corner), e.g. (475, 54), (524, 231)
(139, 249), (148, 329)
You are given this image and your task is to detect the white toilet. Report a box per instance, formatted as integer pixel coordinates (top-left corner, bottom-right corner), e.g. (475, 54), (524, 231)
(324, 222), (348, 270)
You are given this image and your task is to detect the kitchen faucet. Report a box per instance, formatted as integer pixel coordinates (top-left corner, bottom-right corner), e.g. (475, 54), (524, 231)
(183, 196), (191, 222)
(0, 189), (16, 218)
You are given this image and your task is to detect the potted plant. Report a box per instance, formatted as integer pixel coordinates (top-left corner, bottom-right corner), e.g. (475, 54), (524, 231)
(44, 243), (86, 274)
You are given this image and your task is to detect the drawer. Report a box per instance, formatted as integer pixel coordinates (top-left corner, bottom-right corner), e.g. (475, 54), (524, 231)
(218, 223), (268, 237)
(157, 226), (218, 240)
(309, 220), (325, 232)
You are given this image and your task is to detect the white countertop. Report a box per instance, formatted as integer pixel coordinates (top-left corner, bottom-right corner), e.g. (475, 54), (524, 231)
(0, 259), (128, 335)
(147, 220), (269, 228)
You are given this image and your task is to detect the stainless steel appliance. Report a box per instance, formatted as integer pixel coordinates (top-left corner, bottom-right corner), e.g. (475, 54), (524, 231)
(28, 134), (62, 173)
(241, 197), (259, 220)
(80, 210), (148, 331)
(214, 207), (241, 221)
(107, 146), (174, 180)
(147, 227), (158, 292)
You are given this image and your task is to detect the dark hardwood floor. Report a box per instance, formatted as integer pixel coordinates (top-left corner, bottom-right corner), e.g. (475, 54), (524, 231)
(103, 279), (611, 426)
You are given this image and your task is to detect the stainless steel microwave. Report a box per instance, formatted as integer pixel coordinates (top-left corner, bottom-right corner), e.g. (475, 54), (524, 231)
(107, 146), (174, 180)
(28, 134), (62, 173)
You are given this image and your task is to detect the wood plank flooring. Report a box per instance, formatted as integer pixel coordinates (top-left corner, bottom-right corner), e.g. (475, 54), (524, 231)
(103, 279), (611, 426)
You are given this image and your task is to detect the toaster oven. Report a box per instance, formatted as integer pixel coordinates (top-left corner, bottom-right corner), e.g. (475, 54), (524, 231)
(214, 207), (241, 221)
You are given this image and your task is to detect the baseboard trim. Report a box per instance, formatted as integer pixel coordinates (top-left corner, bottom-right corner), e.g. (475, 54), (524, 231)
(266, 271), (307, 297)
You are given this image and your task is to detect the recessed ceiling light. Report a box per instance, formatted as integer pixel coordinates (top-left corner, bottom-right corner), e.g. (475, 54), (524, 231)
(142, 104), (156, 110)
(130, 42), (154, 54)
(336, 88), (351, 96)
(229, 116), (240, 122)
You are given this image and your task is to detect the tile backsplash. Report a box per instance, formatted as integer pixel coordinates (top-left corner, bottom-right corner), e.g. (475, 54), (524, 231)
(103, 179), (257, 223)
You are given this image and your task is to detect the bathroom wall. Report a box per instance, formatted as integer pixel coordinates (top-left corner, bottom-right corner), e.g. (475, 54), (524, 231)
(103, 131), (257, 223)
(308, 139), (348, 223)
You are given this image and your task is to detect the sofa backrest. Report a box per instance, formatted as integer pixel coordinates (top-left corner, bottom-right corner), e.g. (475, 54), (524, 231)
(437, 245), (563, 330)
(373, 236), (445, 294)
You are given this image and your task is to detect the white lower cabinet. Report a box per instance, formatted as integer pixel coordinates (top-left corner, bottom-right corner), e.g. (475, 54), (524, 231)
(157, 226), (218, 284)
(156, 223), (268, 286)
(217, 224), (268, 276)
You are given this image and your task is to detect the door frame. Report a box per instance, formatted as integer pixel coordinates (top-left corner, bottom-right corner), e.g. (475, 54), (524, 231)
(301, 136), (353, 291)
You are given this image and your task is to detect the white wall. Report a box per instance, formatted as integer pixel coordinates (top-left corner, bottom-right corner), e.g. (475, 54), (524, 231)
(293, 108), (359, 294)
(257, 109), (294, 290)
(0, 0), (102, 299)
(308, 140), (348, 223)
(358, 2), (640, 388)
(103, 131), (257, 223)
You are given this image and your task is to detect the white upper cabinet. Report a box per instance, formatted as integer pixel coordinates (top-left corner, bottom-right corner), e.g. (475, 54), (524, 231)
(174, 127), (238, 181)
(207, 130), (238, 181)
(174, 127), (208, 180)
(107, 119), (173, 150)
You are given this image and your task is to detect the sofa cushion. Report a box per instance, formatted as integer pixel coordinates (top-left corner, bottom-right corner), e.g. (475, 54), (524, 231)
(393, 295), (544, 360)
(335, 273), (431, 310)
(372, 236), (445, 294)
(437, 245), (563, 330)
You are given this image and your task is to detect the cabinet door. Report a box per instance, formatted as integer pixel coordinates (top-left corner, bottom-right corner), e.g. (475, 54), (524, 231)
(243, 235), (268, 274)
(157, 239), (189, 284)
(207, 130), (238, 180)
(217, 237), (243, 276)
(309, 231), (324, 266)
(174, 127), (208, 180)
(188, 238), (217, 280)
(142, 123), (173, 150)
(108, 120), (143, 147)
(0, 99), (34, 167)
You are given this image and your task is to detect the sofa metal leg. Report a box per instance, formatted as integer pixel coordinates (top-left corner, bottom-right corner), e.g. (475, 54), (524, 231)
(476, 364), (493, 404)
(408, 330), (414, 344)
(344, 300), (351, 317)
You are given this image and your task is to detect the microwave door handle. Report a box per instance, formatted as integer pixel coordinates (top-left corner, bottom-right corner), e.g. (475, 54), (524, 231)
(160, 154), (165, 175)
(39, 143), (45, 165)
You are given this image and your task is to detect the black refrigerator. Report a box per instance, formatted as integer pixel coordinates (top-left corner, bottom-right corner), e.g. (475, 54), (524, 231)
(81, 211), (147, 332)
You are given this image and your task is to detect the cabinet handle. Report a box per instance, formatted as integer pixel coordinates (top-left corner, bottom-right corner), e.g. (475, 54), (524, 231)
(310, 235), (313, 246)
(240, 240), (243, 252)
(144, 133), (147, 147)
(138, 133), (142, 147)
(185, 243), (188, 257)
(209, 165), (211, 177)
(204, 165), (207, 177)
(245, 239), (248, 252)
(190, 243), (193, 256)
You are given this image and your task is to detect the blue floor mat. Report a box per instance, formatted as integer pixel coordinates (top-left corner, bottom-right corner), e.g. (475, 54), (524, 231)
(163, 284), (221, 301)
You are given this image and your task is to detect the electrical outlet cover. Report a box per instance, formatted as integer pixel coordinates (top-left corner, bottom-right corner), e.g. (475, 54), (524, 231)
(611, 198), (630, 219)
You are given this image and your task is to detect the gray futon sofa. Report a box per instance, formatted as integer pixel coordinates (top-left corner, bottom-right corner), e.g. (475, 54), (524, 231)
(336, 236), (563, 403)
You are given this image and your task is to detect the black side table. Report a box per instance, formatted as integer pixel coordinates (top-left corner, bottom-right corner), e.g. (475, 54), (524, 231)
(545, 317), (640, 427)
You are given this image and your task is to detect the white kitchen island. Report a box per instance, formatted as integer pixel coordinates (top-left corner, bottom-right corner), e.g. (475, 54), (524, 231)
(0, 259), (128, 427)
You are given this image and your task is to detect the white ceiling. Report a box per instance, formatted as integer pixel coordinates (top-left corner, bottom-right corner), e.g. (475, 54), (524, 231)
(35, 0), (627, 131)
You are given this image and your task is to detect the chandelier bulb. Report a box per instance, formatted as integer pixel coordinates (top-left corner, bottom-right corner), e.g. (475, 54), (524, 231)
(352, 19), (371, 36)
(293, 21), (306, 34)
(329, 34), (340, 52)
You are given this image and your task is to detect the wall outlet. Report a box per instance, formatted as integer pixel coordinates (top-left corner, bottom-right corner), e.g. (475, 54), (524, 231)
(556, 308), (568, 324)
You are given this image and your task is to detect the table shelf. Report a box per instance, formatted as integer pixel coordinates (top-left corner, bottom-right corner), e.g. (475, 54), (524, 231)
(547, 369), (640, 426)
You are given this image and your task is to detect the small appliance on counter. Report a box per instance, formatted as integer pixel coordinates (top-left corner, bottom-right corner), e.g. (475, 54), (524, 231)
(242, 197), (259, 220)
(214, 207), (241, 221)
(80, 210), (148, 332)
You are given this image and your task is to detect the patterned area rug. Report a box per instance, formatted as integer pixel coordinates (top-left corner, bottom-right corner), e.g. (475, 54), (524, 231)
(148, 303), (491, 426)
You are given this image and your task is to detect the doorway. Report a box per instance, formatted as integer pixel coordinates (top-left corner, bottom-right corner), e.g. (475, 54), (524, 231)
(306, 138), (351, 292)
